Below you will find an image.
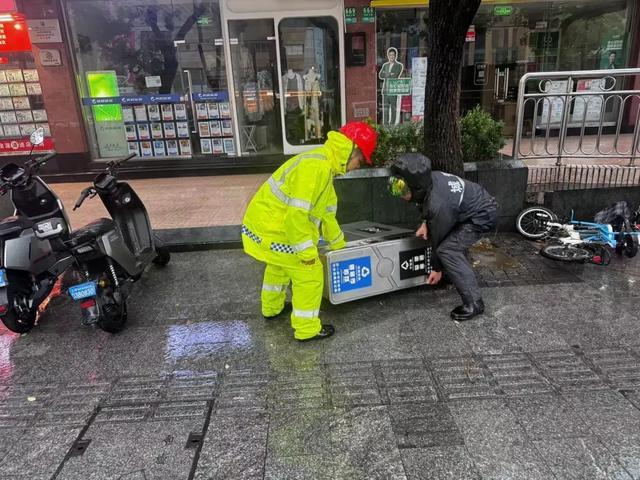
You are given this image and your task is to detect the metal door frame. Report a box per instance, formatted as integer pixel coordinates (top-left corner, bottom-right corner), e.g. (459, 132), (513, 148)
(220, 3), (346, 156)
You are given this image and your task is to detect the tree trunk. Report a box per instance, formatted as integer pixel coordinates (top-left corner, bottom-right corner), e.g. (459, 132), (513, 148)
(424, 0), (481, 176)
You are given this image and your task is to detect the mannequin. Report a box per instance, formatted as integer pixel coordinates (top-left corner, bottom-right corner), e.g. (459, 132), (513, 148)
(303, 66), (322, 140)
(282, 68), (303, 112)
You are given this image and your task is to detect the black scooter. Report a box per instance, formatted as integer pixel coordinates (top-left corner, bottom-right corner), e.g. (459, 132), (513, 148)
(0, 131), (72, 333)
(0, 128), (169, 334)
(68, 153), (170, 332)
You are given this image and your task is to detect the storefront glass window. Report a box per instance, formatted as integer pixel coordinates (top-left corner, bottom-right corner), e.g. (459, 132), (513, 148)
(278, 17), (341, 146)
(376, 0), (633, 135)
(66, 0), (231, 159)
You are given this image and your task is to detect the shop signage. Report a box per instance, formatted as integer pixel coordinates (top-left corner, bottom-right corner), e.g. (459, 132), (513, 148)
(387, 78), (411, 96)
(0, 0), (16, 11)
(82, 94), (184, 106)
(39, 48), (61, 66)
(474, 62), (487, 85)
(192, 91), (229, 101)
(0, 137), (54, 156)
(411, 57), (427, 120)
(345, 7), (357, 25)
(465, 25), (476, 43)
(361, 6), (375, 23)
(145, 76), (162, 88)
(0, 13), (31, 53)
(27, 19), (62, 43)
(493, 6), (513, 16)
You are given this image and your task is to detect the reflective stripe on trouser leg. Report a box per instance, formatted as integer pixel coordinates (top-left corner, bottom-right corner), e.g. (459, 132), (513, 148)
(261, 264), (290, 317)
(289, 262), (323, 340)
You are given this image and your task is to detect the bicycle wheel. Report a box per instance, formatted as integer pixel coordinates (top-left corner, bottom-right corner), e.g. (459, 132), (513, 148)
(541, 244), (591, 262)
(516, 207), (558, 240)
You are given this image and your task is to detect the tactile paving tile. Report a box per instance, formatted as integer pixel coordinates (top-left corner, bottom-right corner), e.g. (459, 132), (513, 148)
(431, 356), (500, 400)
(482, 353), (553, 396)
(326, 362), (383, 408)
(583, 348), (640, 390)
(531, 350), (606, 391)
(166, 372), (219, 401)
(378, 359), (438, 404)
(104, 375), (168, 405)
(215, 368), (269, 411)
(267, 368), (328, 410)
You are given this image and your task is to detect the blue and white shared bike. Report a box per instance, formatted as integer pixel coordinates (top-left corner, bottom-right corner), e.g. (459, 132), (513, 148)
(516, 205), (640, 265)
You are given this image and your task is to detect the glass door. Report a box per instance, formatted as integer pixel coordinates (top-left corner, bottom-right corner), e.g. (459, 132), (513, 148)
(228, 19), (283, 155)
(461, 3), (552, 138)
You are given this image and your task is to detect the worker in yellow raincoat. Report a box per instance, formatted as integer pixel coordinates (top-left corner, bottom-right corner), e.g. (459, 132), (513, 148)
(241, 122), (378, 341)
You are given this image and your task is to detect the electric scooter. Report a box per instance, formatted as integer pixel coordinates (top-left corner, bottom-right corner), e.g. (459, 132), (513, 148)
(67, 152), (170, 332)
(0, 129), (73, 333)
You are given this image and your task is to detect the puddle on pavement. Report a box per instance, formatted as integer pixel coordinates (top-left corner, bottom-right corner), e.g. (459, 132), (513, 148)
(0, 328), (19, 391)
(470, 238), (521, 269)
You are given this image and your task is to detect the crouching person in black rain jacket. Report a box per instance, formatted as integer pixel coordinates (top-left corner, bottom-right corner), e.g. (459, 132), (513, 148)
(388, 153), (498, 321)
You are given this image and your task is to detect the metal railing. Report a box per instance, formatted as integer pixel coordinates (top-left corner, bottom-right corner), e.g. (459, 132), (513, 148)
(527, 164), (640, 193)
(513, 68), (640, 166)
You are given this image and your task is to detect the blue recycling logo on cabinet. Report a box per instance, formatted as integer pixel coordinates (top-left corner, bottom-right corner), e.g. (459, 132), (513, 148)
(330, 256), (372, 294)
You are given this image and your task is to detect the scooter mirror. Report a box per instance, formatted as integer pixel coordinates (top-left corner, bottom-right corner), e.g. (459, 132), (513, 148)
(29, 127), (45, 146)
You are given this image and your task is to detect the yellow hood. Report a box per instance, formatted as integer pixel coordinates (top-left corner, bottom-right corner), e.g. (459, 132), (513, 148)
(325, 131), (354, 176)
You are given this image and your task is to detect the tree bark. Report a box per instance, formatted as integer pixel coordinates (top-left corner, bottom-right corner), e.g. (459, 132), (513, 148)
(424, 0), (481, 176)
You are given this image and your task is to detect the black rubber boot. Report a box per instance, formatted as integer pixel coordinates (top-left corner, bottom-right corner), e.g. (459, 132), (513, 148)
(450, 299), (485, 322)
(263, 302), (292, 320)
(298, 324), (335, 342)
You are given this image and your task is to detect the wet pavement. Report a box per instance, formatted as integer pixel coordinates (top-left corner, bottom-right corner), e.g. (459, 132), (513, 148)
(2, 234), (640, 479)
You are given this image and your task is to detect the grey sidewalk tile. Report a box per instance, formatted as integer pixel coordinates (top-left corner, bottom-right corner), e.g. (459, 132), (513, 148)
(264, 455), (336, 480)
(563, 390), (640, 478)
(327, 362), (382, 408)
(532, 350), (606, 391)
(431, 357), (500, 400)
(195, 411), (268, 480)
(506, 394), (591, 439)
(584, 348), (640, 390)
(388, 402), (463, 448)
(400, 446), (481, 480)
(449, 398), (524, 445)
(533, 436), (633, 480)
(59, 420), (199, 480)
(464, 439), (555, 480)
(0, 425), (81, 478)
(331, 406), (407, 480)
(268, 409), (331, 457)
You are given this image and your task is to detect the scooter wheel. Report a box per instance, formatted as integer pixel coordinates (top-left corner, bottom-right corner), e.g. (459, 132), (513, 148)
(1, 308), (36, 334)
(97, 301), (127, 334)
(153, 246), (171, 267)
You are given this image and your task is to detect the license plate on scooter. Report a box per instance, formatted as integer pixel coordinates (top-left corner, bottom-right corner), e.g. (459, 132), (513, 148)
(0, 269), (7, 288)
(68, 281), (97, 300)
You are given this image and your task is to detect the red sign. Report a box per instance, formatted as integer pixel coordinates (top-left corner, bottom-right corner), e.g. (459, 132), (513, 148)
(466, 25), (476, 43)
(0, 0), (16, 11)
(0, 137), (54, 156)
(0, 13), (31, 53)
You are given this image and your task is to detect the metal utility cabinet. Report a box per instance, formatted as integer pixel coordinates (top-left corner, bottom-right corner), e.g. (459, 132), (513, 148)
(320, 221), (433, 304)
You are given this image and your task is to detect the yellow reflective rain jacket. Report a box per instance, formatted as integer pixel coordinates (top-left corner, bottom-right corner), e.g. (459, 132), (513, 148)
(242, 131), (352, 267)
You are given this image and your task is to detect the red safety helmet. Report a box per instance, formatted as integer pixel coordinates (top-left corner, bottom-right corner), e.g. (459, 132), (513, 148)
(339, 121), (378, 165)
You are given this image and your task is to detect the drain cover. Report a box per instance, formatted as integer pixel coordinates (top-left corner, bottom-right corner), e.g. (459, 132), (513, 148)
(69, 439), (91, 457)
(185, 432), (203, 449)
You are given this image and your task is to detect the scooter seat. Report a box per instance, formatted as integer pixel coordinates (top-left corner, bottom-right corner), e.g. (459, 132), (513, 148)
(0, 215), (33, 237)
(69, 218), (116, 246)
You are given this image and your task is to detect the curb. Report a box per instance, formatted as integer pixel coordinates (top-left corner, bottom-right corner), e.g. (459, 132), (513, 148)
(155, 225), (242, 252)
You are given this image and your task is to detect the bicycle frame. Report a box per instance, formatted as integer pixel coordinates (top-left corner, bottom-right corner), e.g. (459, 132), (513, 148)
(548, 211), (640, 248)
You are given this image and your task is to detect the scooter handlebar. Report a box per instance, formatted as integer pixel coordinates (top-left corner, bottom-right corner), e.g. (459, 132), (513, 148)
(36, 152), (57, 165)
